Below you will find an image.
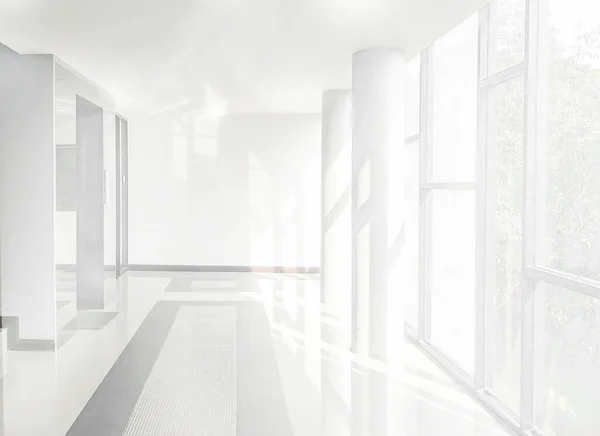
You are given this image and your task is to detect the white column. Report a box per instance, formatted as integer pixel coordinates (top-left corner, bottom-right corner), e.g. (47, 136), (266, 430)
(351, 48), (405, 436)
(351, 48), (405, 360)
(321, 90), (352, 321)
(320, 90), (352, 436)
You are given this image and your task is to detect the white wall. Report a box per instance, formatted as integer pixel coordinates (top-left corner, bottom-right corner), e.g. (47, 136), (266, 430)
(128, 111), (322, 267)
(0, 47), (56, 343)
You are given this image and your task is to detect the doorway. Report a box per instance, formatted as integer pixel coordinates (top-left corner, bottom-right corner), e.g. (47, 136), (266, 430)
(116, 115), (129, 278)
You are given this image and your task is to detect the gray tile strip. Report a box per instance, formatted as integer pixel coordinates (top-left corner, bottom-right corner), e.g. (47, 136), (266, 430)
(235, 306), (293, 435)
(123, 307), (237, 436)
(67, 301), (293, 436)
(56, 265), (117, 272)
(67, 303), (181, 436)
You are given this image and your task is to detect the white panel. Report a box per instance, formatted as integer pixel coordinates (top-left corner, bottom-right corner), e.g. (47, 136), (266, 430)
(0, 50), (56, 342)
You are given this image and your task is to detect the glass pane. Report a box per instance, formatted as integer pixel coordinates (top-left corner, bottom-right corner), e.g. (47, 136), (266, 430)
(432, 14), (478, 182)
(405, 55), (421, 138)
(404, 143), (419, 329)
(488, 0), (526, 74)
(56, 147), (77, 211)
(486, 78), (525, 412)
(541, 0), (600, 281)
(535, 283), (600, 435)
(55, 64), (78, 271)
(430, 190), (476, 373)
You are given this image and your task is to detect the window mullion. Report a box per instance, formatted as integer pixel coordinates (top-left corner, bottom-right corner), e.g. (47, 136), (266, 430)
(418, 46), (434, 341)
(521, 0), (544, 430)
(475, 4), (491, 391)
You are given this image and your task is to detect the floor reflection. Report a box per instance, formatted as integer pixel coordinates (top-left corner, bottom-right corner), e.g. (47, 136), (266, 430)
(0, 272), (512, 436)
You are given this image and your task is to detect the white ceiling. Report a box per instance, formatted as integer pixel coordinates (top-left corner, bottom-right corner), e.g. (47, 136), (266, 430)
(0, 0), (489, 114)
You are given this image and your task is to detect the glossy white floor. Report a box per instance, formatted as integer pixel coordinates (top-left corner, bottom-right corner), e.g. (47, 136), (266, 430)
(0, 272), (513, 436)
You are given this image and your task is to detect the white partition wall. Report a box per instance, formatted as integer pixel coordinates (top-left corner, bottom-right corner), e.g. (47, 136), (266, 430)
(0, 48), (57, 348)
(0, 45), (116, 346)
(76, 96), (105, 309)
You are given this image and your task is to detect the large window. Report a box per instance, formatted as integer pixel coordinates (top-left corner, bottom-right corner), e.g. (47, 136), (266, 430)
(486, 77), (525, 413)
(403, 55), (421, 331)
(540, 0), (600, 281)
(534, 284), (600, 435)
(404, 0), (600, 435)
(423, 14), (479, 375)
(430, 190), (476, 372)
(488, 0), (526, 74)
(532, 1), (600, 435)
(404, 56), (421, 138)
(431, 14), (478, 183)
(403, 140), (419, 330)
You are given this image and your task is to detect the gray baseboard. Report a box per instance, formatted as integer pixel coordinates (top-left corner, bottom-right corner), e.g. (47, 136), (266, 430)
(56, 265), (117, 272)
(127, 265), (321, 274)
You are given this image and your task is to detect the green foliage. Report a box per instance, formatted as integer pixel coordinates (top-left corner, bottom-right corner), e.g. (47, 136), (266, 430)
(490, 1), (600, 432)
(545, 25), (600, 281)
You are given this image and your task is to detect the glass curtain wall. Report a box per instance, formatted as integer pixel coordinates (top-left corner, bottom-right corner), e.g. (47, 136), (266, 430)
(403, 0), (600, 435)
